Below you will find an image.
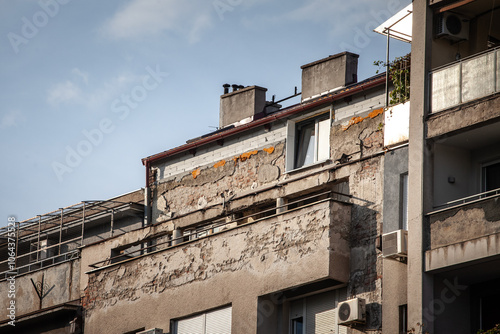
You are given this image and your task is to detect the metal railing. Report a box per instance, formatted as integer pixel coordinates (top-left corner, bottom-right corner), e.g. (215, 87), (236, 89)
(88, 190), (352, 270)
(428, 187), (500, 215)
(0, 199), (143, 281)
(430, 46), (500, 113)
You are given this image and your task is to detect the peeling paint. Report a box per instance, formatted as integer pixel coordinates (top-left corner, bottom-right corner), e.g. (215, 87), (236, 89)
(263, 146), (275, 154)
(234, 150), (258, 163)
(213, 160), (226, 168)
(342, 107), (384, 131)
(192, 169), (201, 179)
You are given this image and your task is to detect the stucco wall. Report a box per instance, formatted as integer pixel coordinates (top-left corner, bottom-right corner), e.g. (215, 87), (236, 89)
(429, 197), (500, 249)
(0, 260), (80, 322)
(82, 200), (350, 333)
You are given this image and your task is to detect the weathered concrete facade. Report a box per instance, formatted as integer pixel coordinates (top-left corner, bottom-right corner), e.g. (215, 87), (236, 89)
(78, 53), (394, 334)
(409, 0), (500, 332)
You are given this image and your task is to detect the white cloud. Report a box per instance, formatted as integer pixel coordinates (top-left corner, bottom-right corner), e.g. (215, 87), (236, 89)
(0, 110), (25, 129)
(47, 81), (83, 106)
(71, 68), (89, 85)
(47, 69), (140, 110)
(101, 0), (214, 43)
(242, 0), (406, 38)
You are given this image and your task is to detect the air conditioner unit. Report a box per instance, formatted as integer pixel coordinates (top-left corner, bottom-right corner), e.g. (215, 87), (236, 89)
(436, 13), (469, 41)
(338, 298), (366, 325)
(382, 229), (408, 259)
(137, 329), (163, 334)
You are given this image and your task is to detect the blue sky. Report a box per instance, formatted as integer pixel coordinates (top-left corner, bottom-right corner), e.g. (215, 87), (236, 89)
(0, 0), (410, 225)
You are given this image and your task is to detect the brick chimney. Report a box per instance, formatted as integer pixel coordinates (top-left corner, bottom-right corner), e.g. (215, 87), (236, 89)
(219, 85), (267, 128)
(301, 52), (359, 101)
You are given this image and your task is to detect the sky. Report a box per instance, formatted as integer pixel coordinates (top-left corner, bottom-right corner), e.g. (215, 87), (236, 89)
(0, 0), (411, 226)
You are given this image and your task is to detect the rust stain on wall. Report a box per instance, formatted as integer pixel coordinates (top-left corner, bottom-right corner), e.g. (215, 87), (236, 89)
(343, 107), (384, 131)
(213, 160), (226, 168)
(234, 150), (258, 163)
(192, 169), (201, 179)
(263, 146), (275, 154)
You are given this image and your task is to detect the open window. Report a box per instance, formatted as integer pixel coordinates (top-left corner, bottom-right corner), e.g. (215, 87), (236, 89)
(482, 160), (500, 192)
(287, 112), (331, 171)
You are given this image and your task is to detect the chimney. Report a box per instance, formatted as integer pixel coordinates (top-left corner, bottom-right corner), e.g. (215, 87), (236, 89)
(300, 52), (359, 101)
(219, 85), (267, 128)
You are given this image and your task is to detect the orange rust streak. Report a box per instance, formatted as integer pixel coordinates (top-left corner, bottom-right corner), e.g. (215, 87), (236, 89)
(239, 150), (258, 162)
(263, 146), (275, 154)
(368, 107), (384, 118)
(192, 169), (201, 179)
(343, 108), (384, 131)
(213, 160), (226, 168)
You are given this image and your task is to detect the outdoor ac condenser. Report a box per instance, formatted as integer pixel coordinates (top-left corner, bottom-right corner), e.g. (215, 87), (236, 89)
(436, 13), (469, 41)
(338, 298), (366, 325)
(382, 229), (408, 259)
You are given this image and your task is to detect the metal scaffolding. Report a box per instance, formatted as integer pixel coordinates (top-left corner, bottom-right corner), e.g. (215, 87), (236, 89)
(0, 197), (143, 281)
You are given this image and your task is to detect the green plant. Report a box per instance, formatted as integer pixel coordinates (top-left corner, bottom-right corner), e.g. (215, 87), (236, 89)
(477, 324), (500, 334)
(374, 53), (411, 105)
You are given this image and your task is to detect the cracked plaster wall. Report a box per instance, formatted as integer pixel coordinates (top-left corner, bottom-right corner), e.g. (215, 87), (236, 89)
(83, 201), (350, 333)
(152, 142), (286, 223)
(430, 197), (500, 249)
(82, 96), (387, 332)
(0, 260), (80, 321)
(332, 109), (385, 331)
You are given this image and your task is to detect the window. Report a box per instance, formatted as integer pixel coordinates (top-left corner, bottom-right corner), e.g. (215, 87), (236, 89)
(482, 161), (500, 192)
(173, 306), (231, 334)
(400, 173), (408, 230)
(287, 113), (330, 170)
(291, 317), (304, 334)
(399, 304), (407, 334)
(289, 289), (347, 334)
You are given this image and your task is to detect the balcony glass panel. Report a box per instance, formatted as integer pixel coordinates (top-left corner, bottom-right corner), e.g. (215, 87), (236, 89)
(431, 63), (460, 112)
(430, 47), (500, 113)
(462, 52), (495, 103)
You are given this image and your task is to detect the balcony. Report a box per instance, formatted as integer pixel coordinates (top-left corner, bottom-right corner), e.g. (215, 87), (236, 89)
(83, 197), (351, 314)
(430, 47), (500, 114)
(426, 189), (500, 271)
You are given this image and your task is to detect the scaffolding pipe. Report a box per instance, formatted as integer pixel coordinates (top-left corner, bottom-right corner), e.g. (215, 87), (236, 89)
(59, 208), (63, 255)
(110, 209), (114, 238)
(37, 216), (41, 262)
(15, 221), (19, 269)
(385, 29), (391, 107)
(81, 203), (85, 247)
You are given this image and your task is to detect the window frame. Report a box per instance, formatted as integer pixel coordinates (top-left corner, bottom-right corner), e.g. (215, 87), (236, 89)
(286, 111), (331, 172)
(172, 305), (232, 334)
(481, 159), (500, 193)
(400, 172), (409, 230)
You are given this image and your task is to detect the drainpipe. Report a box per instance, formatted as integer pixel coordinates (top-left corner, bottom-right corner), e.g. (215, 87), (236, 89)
(385, 28), (391, 108)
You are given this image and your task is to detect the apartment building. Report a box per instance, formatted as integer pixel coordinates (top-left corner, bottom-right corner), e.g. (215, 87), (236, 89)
(0, 52), (412, 333)
(409, 0), (500, 333)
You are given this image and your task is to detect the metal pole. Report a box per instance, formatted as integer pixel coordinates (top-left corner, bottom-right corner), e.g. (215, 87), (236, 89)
(15, 221), (19, 269)
(81, 203), (86, 247)
(385, 29), (391, 108)
(37, 216), (41, 262)
(59, 208), (63, 256)
(110, 209), (114, 238)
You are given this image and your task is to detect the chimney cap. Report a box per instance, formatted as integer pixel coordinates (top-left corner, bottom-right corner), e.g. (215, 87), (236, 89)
(300, 51), (359, 70)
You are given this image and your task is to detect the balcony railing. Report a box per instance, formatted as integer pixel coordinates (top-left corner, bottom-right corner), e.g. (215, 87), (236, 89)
(427, 188), (500, 250)
(430, 46), (500, 113)
(88, 191), (352, 270)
